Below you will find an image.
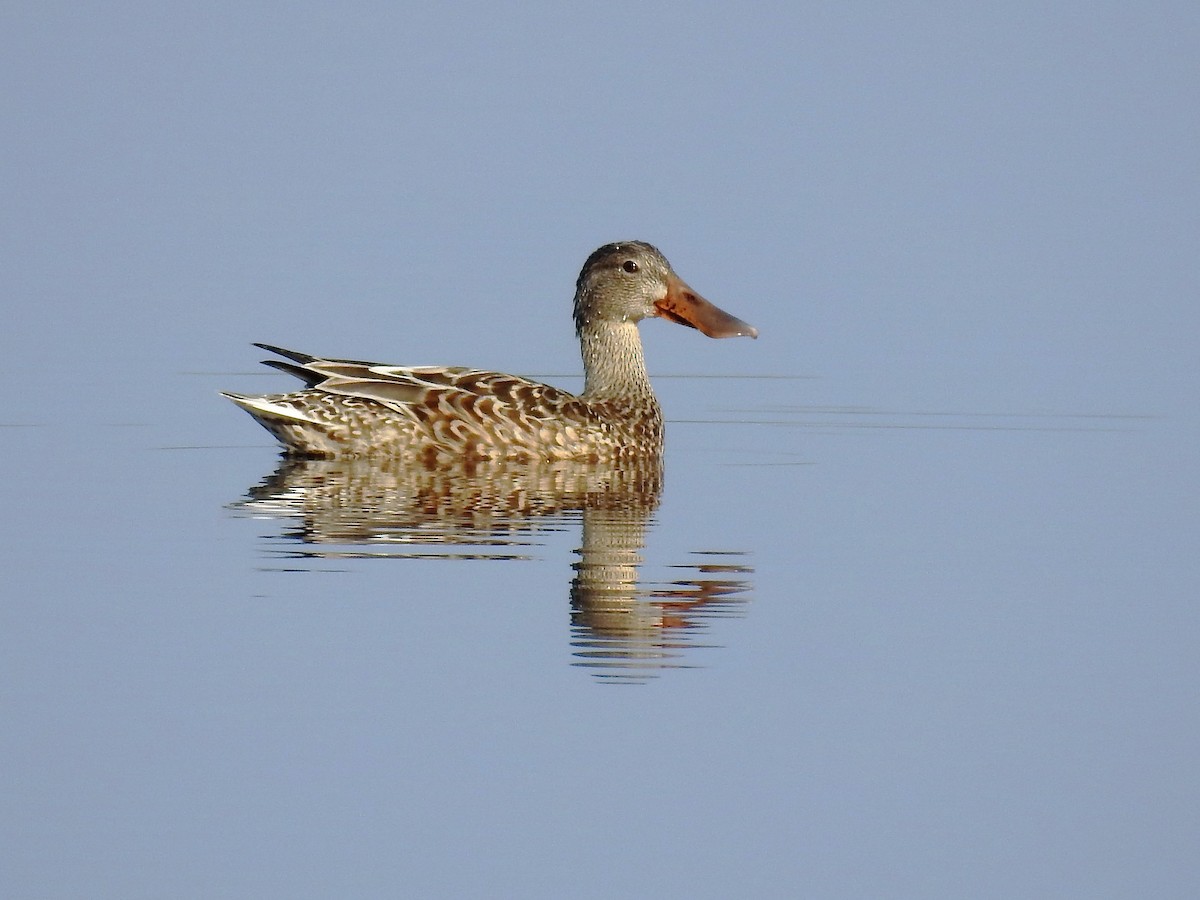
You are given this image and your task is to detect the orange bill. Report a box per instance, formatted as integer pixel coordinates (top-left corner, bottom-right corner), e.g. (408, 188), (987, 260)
(655, 276), (758, 339)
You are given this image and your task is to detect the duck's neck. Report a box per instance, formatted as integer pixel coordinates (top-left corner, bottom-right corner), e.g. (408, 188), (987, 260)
(579, 321), (656, 401)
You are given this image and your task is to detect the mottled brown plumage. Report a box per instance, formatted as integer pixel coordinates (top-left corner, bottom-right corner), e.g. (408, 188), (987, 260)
(222, 241), (757, 460)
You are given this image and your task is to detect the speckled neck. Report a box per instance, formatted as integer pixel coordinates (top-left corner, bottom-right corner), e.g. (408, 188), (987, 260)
(579, 321), (656, 401)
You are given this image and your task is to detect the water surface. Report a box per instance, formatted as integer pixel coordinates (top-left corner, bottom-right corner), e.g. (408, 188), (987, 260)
(7, 368), (1194, 898)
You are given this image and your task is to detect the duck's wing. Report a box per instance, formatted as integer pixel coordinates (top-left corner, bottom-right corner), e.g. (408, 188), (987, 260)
(254, 343), (585, 421)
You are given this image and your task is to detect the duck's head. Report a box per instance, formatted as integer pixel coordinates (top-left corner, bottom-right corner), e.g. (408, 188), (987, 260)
(573, 241), (758, 340)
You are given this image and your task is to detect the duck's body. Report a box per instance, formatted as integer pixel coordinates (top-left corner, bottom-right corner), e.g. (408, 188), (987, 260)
(223, 350), (666, 461)
(222, 241), (756, 460)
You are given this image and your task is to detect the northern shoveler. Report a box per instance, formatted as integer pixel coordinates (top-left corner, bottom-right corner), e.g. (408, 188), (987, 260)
(222, 241), (757, 460)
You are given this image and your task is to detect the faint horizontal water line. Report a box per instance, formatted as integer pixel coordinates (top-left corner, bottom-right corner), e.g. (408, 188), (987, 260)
(539, 374), (816, 381)
(752, 406), (1157, 419)
(673, 407), (1155, 432)
(675, 418), (1144, 432)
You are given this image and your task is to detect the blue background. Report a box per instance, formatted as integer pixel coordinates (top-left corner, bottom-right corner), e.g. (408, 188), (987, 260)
(3, 3), (1197, 898)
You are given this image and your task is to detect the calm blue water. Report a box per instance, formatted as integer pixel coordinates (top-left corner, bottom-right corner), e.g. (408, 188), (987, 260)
(3, 367), (1196, 898)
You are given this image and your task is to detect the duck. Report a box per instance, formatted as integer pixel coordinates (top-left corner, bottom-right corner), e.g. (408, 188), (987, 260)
(221, 241), (757, 460)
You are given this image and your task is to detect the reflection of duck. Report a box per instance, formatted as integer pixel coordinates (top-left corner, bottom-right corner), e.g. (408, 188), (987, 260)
(569, 507), (753, 683)
(239, 454), (663, 553)
(222, 242), (756, 460)
(235, 455), (752, 679)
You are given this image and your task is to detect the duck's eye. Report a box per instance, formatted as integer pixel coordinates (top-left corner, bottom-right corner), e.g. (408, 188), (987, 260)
(622, 260), (639, 273)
